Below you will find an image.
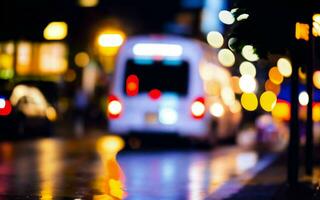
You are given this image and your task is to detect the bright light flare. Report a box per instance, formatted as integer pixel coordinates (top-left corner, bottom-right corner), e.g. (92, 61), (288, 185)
(299, 91), (309, 106)
(210, 103), (224, 117)
(74, 52), (90, 67)
(218, 10), (235, 25)
(98, 33), (124, 47)
(237, 14), (249, 21)
(241, 45), (259, 62)
(79, 0), (99, 7)
(107, 96), (122, 118)
(43, 22), (68, 40)
(159, 108), (178, 125)
(191, 98), (205, 119)
(97, 135), (125, 154)
(239, 75), (257, 93)
(133, 43), (183, 57)
(277, 58), (292, 77)
(207, 31), (224, 48)
(218, 48), (235, 67)
(239, 61), (256, 77)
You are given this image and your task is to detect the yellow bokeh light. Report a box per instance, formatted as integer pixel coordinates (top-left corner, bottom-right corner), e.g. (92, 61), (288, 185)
(269, 67), (284, 85)
(313, 71), (320, 89)
(272, 101), (290, 121)
(218, 48), (235, 67)
(259, 91), (277, 112)
(43, 22), (68, 40)
(265, 79), (281, 95)
(313, 104), (320, 122)
(98, 32), (124, 47)
(277, 58), (292, 77)
(0, 54), (13, 69)
(75, 52), (90, 67)
(207, 31), (224, 48)
(299, 67), (306, 81)
(97, 135), (125, 155)
(239, 75), (257, 93)
(298, 91), (309, 106)
(241, 45), (259, 62)
(218, 10), (235, 25)
(241, 93), (258, 111)
(46, 106), (57, 122)
(239, 61), (256, 77)
(78, 0), (99, 7)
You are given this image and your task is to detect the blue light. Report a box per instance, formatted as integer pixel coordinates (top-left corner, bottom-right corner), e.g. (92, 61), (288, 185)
(163, 59), (182, 66)
(201, 0), (227, 34)
(134, 58), (153, 65)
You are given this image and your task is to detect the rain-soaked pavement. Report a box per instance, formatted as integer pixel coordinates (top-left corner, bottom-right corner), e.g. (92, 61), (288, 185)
(0, 135), (277, 200)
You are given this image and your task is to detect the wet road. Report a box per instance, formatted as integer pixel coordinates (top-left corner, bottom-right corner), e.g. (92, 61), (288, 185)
(0, 135), (276, 199)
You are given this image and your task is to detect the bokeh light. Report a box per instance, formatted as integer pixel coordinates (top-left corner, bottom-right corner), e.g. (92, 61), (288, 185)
(43, 22), (68, 40)
(259, 91), (277, 112)
(230, 76), (242, 94)
(272, 100), (290, 121)
(264, 79), (281, 95)
(218, 49), (235, 67)
(229, 100), (242, 113)
(299, 67), (306, 81)
(239, 61), (256, 77)
(241, 93), (258, 111)
(97, 135), (125, 154)
(298, 91), (309, 106)
(228, 38), (236, 51)
(277, 58), (292, 77)
(313, 103), (320, 122)
(210, 103), (225, 117)
(0, 98), (5, 109)
(237, 13), (249, 21)
(221, 87), (235, 106)
(207, 31), (224, 48)
(313, 70), (320, 89)
(239, 75), (257, 93)
(98, 33), (124, 47)
(241, 45), (259, 62)
(78, 0), (99, 7)
(218, 10), (235, 25)
(74, 52), (90, 67)
(268, 67), (284, 85)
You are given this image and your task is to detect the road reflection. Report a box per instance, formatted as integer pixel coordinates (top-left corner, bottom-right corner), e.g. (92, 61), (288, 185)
(0, 137), (261, 199)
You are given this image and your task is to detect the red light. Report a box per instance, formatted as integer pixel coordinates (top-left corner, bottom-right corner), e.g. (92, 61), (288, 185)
(107, 95), (122, 119)
(148, 89), (161, 100)
(191, 97), (205, 119)
(0, 100), (12, 116)
(126, 74), (139, 96)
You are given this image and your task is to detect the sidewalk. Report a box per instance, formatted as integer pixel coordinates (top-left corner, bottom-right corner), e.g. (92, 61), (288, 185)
(223, 147), (320, 200)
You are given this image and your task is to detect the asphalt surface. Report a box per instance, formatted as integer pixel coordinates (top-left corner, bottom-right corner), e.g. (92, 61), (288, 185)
(0, 135), (277, 199)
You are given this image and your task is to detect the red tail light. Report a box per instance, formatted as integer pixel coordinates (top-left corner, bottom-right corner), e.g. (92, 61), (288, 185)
(126, 74), (139, 96)
(191, 97), (205, 119)
(148, 89), (161, 100)
(107, 95), (122, 119)
(0, 99), (12, 116)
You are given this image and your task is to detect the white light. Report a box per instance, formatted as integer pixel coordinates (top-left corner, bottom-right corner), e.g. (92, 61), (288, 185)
(159, 108), (178, 125)
(239, 75), (257, 93)
(277, 58), (292, 77)
(241, 45), (259, 62)
(299, 91), (309, 106)
(0, 98), (5, 109)
(218, 10), (235, 25)
(207, 31), (224, 48)
(239, 61), (256, 77)
(210, 103), (225, 117)
(221, 87), (235, 106)
(108, 100), (122, 115)
(98, 34), (124, 47)
(191, 101), (205, 117)
(133, 43), (183, 57)
(218, 48), (235, 67)
(237, 13), (249, 21)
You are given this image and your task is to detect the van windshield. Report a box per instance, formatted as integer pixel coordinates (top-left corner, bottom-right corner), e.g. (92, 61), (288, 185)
(123, 59), (189, 96)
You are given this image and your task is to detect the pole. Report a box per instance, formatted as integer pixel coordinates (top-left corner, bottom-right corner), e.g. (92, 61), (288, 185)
(305, 16), (314, 176)
(288, 45), (300, 186)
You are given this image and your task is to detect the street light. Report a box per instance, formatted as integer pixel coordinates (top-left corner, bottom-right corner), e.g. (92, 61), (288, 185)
(43, 22), (68, 40)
